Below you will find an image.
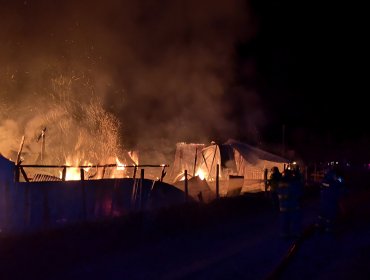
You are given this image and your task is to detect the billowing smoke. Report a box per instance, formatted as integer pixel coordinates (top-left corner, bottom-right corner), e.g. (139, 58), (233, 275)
(0, 0), (261, 165)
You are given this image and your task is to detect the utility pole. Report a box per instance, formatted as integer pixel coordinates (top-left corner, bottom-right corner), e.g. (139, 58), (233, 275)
(36, 127), (47, 164)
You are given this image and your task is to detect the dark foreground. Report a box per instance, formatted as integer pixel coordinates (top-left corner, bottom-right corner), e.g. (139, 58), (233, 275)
(1, 168), (370, 280)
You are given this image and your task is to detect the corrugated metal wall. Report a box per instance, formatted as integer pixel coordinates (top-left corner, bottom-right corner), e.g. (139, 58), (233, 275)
(0, 176), (185, 234)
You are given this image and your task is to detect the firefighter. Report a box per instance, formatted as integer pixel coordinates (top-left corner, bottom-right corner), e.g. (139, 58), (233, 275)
(277, 168), (304, 238)
(267, 166), (282, 211)
(316, 166), (347, 233)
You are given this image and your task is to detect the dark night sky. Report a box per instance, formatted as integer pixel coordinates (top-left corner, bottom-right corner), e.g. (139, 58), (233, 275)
(0, 0), (367, 164)
(242, 1), (367, 162)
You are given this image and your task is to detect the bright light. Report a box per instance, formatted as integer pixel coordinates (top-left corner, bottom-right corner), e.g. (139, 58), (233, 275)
(65, 167), (80, 181)
(116, 157), (126, 171)
(195, 169), (206, 180)
(59, 157), (92, 181)
(110, 156), (128, 178)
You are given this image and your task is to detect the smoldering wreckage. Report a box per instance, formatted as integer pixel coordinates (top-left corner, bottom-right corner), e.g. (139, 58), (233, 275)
(0, 130), (290, 235)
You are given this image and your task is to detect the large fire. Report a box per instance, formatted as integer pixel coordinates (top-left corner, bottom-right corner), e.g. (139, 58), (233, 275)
(178, 168), (207, 181)
(60, 156), (93, 181)
(110, 157), (127, 179)
(57, 152), (140, 181)
(0, 75), (175, 184)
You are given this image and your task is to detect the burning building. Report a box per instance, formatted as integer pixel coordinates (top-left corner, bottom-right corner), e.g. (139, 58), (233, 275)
(168, 139), (290, 202)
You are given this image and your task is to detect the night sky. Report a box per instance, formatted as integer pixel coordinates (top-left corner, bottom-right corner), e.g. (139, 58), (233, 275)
(0, 0), (367, 164)
(248, 1), (366, 163)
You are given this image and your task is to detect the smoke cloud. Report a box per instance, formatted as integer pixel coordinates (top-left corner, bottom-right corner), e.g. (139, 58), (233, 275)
(0, 0), (261, 164)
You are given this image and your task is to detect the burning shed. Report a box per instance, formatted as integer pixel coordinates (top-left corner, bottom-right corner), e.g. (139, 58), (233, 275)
(169, 139), (290, 198)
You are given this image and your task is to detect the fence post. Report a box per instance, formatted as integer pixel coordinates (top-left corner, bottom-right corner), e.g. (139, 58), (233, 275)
(80, 168), (86, 220)
(216, 164), (220, 199)
(133, 166), (137, 179)
(101, 166), (106, 179)
(62, 167), (67, 181)
(14, 165), (20, 182)
(184, 170), (188, 202)
(264, 168), (268, 193)
(80, 168), (85, 181)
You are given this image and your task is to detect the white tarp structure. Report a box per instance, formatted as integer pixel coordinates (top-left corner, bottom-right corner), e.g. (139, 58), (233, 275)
(169, 142), (206, 182)
(169, 139), (290, 197)
(168, 143), (215, 202)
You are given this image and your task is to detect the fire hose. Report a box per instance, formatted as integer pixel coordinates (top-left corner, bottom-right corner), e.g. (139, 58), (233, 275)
(265, 223), (317, 279)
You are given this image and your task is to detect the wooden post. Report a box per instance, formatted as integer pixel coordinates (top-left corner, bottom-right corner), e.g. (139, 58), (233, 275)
(133, 166), (137, 179)
(62, 167), (67, 181)
(36, 127), (46, 164)
(216, 164), (220, 199)
(131, 167), (139, 208)
(160, 166), (166, 182)
(184, 170), (188, 202)
(102, 166), (106, 179)
(81, 170), (86, 220)
(14, 166), (20, 182)
(41, 132), (45, 163)
(131, 179), (138, 208)
(193, 147), (198, 177)
(264, 168), (268, 193)
(80, 168), (85, 181)
(20, 167), (29, 182)
(16, 136), (25, 165)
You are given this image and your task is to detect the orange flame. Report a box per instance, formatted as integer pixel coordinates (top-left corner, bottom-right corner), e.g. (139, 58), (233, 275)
(195, 169), (206, 180)
(109, 156), (128, 178)
(60, 156), (92, 181)
(116, 157), (126, 171)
